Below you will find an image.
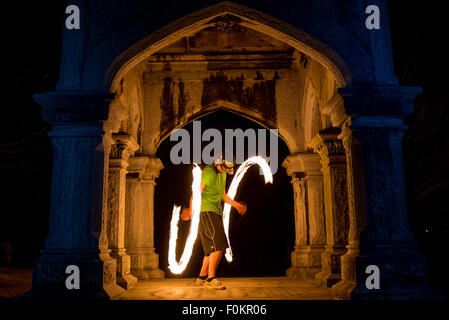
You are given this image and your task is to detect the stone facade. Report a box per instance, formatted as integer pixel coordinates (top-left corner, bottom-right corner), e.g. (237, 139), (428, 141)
(31, 1), (438, 299)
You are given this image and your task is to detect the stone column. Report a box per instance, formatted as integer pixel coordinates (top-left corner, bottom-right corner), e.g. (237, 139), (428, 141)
(331, 118), (366, 299)
(107, 134), (138, 289)
(302, 154), (326, 278)
(283, 153), (325, 280)
(285, 169), (308, 279)
(338, 86), (439, 299)
(31, 91), (124, 298)
(125, 157), (146, 280)
(126, 156), (165, 279)
(309, 128), (349, 287)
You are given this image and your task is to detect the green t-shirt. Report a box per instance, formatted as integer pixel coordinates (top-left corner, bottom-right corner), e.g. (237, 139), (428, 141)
(200, 164), (226, 215)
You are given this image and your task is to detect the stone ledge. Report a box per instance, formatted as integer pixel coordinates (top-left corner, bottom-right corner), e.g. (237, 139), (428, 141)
(34, 91), (114, 125)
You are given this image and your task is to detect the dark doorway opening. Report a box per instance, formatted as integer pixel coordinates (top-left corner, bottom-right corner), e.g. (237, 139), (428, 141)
(154, 110), (294, 278)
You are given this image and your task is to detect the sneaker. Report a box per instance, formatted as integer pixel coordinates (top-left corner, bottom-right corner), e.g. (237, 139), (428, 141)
(196, 277), (207, 285)
(205, 278), (226, 290)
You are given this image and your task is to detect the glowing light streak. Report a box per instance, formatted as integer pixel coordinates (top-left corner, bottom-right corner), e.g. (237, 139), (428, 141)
(222, 156), (273, 262)
(168, 164), (202, 274)
(168, 157), (273, 273)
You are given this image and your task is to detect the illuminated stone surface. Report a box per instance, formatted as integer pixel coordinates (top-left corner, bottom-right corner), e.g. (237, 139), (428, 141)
(283, 153), (325, 281)
(309, 127), (349, 288)
(107, 134), (139, 289)
(125, 156), (165, 280)
(120, 277), (333, 300)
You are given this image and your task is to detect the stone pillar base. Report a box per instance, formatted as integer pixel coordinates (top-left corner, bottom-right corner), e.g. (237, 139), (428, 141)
(110, 249), (138, 290)
(145, 268), (165, 279)
(28, 249), (125, 299)
(116, 273), (138, 290)
(332, 279), (356, 300)
(349, 245), (441, 300)
(315, 270), (341, 288)
(315, 246), (346, 288)
(128, 248), (165, 280)
(129, 268), (164, 280)
(287, 267), (321, 282)
(331, 247), (357, 299)
(287, 247), (323, 281)
(331, 244), (443, 300)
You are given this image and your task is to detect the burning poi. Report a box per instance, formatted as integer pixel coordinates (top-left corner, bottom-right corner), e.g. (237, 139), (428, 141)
(168, 156), (273, 274)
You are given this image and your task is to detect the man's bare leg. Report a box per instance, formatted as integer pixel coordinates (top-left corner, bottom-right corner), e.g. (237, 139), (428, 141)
(199, 256), (209, 277)
(208, 250), (222, 279)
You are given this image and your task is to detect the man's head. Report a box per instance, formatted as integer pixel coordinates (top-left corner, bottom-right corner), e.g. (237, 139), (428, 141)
(214, 153), (235, 175)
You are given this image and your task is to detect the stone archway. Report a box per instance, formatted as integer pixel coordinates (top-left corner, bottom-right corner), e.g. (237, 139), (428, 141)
(106, 2), (353, 296)
(31, 1), (434, 300)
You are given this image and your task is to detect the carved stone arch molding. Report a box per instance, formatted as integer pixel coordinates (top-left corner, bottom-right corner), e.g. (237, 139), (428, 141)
(105, 1), (353, 94)
(302, 76), (321, 147)
(151, 100), (299, 155)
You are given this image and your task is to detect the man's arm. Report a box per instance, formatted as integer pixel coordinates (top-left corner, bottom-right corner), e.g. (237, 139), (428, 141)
(222, 191), (247, 215)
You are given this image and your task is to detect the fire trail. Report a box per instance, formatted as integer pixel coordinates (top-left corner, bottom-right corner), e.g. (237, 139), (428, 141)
(168, 156), (273, 274)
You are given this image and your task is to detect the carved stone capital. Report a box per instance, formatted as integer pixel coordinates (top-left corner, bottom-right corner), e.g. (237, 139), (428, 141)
(109, 159), (130, 171)
(128, 156), (151, 177)
(300, 153), (322, 175)
(110, 133), (139, 162)
(309, 127), (345, 168)
(142, 157), (164, 182)
(282, 152), (321, 177)
(282, 154), (304, 177)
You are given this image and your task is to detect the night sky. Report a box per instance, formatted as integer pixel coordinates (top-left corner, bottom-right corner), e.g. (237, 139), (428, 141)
(0, 1), (448, 297)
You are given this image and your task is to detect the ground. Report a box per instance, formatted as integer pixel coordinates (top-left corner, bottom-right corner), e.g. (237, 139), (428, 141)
(0, 266), (32, 299)
(120, 277), (333, 300)
(0, 266), (333, 300)
(0, 267), (333, 300)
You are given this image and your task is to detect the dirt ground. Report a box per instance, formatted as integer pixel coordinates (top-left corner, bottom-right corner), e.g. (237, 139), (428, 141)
(0, 266), (32, 298)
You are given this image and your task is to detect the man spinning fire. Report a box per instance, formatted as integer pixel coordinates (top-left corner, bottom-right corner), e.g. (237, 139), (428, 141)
(180, 155), (247, 290)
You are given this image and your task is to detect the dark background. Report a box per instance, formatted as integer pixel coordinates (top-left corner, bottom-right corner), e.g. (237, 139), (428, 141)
(154, 110), (293, 278)
(0, 1), (447, 298)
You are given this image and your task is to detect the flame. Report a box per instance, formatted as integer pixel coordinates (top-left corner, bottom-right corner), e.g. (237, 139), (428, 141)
(168, 156), (273, 274)
(168, 164), (202, 274)
(222, 156), (273, 262)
